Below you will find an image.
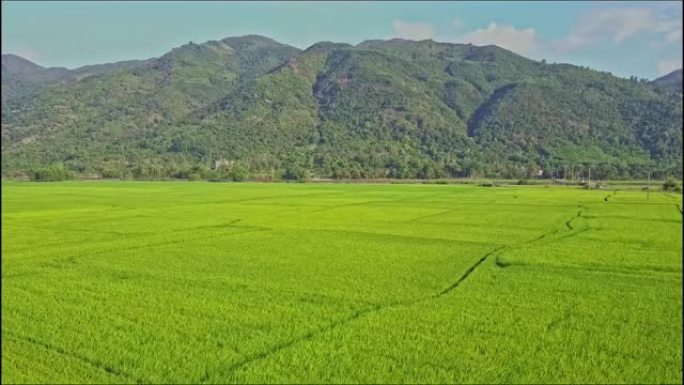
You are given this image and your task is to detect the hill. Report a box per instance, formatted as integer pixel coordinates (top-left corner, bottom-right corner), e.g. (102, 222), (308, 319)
(1, 35), (682, 180)
(653, 69), (683, 93)
(1, 54), (144, 104)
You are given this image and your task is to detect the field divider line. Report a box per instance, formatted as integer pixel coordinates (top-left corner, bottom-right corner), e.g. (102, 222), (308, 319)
(494, 207), (591, 269)
(664, 193), (681, 200)
(565, 210), (583, 230)
(200, 206), (590, 381)
(211, 246), (511, 380)
(4, 331), (144, 383)
(462, 206), (587, 275)
(34, 226), (272, 269)
(436, 246), (506, 296)
(209, 304), (383, 383)
(404, 208), (458, 223)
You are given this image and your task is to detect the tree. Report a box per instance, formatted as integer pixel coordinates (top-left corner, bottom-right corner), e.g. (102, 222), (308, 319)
(30, 164), (73, 182)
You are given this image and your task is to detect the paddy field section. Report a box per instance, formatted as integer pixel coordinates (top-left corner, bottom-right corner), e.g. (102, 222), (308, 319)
(1, 182), (682, 383)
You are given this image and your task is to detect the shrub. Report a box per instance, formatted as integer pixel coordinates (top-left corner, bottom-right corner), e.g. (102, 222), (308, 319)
(663, 178), (681, 192)
(517, 179), (529, 185)
(230, 165), (249, 182)
(30, 164), (73, 182)
(283, 166), (310, 182)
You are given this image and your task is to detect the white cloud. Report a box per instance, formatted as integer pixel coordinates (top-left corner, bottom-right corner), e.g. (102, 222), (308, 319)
(666, 28), (682, 43)
(456, 22), (540, 55)
(657, 59), (683, 75)
(392, 20), (436, 41)
(452, 18), (466, 30)
(555, 7), (682, 52)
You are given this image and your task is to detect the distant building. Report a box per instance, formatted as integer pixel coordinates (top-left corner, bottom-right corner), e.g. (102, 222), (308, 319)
(214, 159), (234, 171)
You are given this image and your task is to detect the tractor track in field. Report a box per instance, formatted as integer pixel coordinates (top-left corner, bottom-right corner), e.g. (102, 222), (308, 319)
(565, 210), (583, 230)
(204, 239), (504, 381)
(676, 204), (682, 215)
(207, 304), (384, 382)
(545, 309), (574, 332)
(37, 225), (272, 270)
(432, 205), (585, 295)
(436, 246), (506, 296)
(5, 332), (143, 383)
(405, 208), (457, 223)
(664, 193), (681, 200)
(206, 241), (503, 381)
(206, 207), (589, 382)
(496, 207), (587, 268)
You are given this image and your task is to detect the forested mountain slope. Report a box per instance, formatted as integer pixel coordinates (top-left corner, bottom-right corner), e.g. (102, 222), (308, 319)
(1, 35), (681, 180)
(653, 69), (683, 93)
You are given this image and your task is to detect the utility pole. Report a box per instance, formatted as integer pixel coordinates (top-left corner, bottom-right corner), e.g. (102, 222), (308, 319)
(571, 165), (574, 184)
(564, 165), (567, 182)
(588, 167), (591, 184)
(647, 171), (650, 201)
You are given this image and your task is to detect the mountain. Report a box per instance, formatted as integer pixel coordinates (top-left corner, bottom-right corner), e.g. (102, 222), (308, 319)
(2, 54), (70, 103)
(652, 69), (683, 92)
(1, 35), (682, 180)
(1, 54), (145, 105)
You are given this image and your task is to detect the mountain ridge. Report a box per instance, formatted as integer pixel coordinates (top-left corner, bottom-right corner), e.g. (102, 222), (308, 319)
(2, 35), (682, 180)
(652, 69), (683, 92)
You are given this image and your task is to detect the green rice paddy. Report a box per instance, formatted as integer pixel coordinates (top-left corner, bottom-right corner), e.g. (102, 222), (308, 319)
(1, 181), (682, 383)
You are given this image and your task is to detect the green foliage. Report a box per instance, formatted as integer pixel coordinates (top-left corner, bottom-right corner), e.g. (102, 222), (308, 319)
(29, 164), (73, 181)
(229, 164), (249, 182)
(2, 37), (682, 180)
(652, 69), (683, 93)
(283, 165), (310, 181)
(663, 178), (682, 192)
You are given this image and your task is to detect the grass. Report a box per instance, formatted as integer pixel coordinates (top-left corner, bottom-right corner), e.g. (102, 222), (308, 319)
(1, 181), (682, 384)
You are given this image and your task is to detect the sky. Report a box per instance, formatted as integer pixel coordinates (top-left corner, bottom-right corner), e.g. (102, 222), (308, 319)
(2, 1), (682, 79)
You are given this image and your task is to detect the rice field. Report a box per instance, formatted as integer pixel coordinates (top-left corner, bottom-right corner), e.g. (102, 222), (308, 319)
(1, 181), (682, 384)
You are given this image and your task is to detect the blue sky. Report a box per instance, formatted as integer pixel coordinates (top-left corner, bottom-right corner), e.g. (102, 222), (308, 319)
(2, 1), (682, 79)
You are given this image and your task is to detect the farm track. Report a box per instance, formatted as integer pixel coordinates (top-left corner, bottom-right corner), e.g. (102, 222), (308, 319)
(405, 208), (458, 223)
(676, 204), (682, 215)
(500, 207), (587, 257)
(303, 228), (482, 246)
(312, 199), (398, 212)
(436, 246), (506, 296)
(27, 225), (272, 269)
(545, 309), (574, 332)
(565, 210), (583, 230)
(4, 332), (142, 383)
(203, 207), (588, 382)
(524, 262), (683, 277)
(209, 304), (383, 383)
